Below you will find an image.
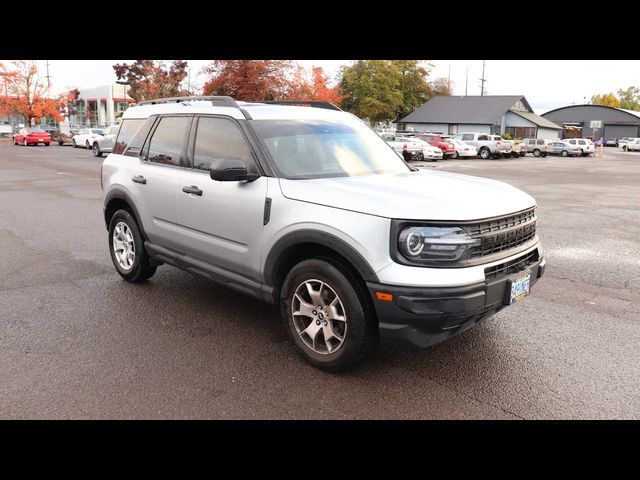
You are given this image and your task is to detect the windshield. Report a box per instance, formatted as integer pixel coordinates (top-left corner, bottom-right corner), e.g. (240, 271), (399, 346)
(91, 129), (102, 134)
(29, 128), (46, 133)
(251, 118), (411, 179)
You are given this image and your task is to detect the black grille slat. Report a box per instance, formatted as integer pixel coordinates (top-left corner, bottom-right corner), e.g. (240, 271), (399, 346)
(463, 208), (537, 258)
(484, 250), (539, 280)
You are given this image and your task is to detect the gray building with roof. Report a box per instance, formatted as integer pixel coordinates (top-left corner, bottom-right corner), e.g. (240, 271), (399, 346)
(541, 104), (640, 140)
(396, 95), (562, 140)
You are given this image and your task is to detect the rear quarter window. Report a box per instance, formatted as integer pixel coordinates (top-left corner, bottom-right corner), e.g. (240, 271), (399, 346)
(113, 119), (145, 154)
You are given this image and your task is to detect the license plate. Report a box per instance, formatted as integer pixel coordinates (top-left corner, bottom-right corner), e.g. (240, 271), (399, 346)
(509, 271), (531, 304)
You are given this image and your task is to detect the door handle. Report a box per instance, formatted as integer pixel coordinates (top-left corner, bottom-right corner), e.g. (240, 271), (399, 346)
(182, 185), (203, 196)
(132, 175), (146, 184)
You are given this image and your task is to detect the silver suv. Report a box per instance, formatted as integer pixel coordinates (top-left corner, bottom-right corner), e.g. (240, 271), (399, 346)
(102, 96), (546, 372)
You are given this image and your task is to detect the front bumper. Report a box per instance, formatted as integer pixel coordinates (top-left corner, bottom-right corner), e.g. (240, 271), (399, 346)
(367, 255), (546, 348)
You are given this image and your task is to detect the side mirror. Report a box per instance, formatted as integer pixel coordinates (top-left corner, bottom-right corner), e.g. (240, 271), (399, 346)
(209, 158), (259, 182)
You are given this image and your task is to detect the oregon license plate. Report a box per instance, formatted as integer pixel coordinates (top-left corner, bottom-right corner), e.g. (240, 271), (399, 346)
(509, 272), (531, 304)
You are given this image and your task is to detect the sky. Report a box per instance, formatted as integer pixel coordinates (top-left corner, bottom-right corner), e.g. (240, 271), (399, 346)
(3, 60), (639, 115)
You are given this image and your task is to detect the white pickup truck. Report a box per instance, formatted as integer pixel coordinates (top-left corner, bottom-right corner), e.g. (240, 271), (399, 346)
(453, 133), (512, 159)
(381, 133), (425, 161)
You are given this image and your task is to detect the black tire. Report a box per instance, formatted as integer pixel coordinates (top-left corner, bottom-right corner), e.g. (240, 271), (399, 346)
(44, 143), (50, 146)
(108, 209), (156, 282)
(72, 139), (77, 148)
(453, 151), (459, 159)
(280, 258), (378, 372)
(93, 142), (102, 157)
(561, 150), (568, 157)
(520, 152), (526, 157)
(85, 140), (91, 149)
(533, 149), (541, 157)
(479, 147), (490, 159)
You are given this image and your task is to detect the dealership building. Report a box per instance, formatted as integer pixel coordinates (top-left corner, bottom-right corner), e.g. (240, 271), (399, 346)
(541, 104), (640, 139)
(72, 84), (135, 127)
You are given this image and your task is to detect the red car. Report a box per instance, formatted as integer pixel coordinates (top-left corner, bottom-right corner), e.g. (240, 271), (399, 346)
(13, 127), (51, 146)
(415, 133), (455, 158)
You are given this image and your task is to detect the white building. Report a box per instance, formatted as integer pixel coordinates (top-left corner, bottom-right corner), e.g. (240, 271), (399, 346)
(73, 84), (135, 127)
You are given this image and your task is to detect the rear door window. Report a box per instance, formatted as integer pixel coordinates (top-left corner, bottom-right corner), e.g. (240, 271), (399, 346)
(145, 116), (191, 167)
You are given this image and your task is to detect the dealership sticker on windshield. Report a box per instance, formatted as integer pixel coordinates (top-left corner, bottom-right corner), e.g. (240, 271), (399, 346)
(509, 272), (531, 304)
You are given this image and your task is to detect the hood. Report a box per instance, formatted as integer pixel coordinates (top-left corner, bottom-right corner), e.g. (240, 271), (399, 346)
(278, 170), (535, 221)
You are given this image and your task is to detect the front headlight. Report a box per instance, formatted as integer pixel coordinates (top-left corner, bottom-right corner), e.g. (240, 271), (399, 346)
(396, 225), (480, 265)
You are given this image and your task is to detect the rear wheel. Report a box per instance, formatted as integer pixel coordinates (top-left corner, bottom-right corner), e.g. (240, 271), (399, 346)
(93, 142), (102, 157)
(561, 150), (568, 157)
(280, 258), (377, 372)
(108, 209), (156, 282)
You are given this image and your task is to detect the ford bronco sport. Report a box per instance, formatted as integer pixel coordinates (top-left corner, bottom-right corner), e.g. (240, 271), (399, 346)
(102, 96), (545, 372)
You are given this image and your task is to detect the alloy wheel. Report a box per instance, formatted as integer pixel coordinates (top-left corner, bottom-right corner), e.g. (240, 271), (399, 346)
(112, 221), (135, 270)
(291, 279), (347, 355)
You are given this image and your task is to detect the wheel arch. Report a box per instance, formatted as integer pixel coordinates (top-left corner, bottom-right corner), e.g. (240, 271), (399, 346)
(103, 188), (148, 241)
(264, 230), (379, 301)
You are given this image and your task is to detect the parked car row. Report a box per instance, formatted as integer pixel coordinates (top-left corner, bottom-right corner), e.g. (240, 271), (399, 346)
(15, 125), (119, 157)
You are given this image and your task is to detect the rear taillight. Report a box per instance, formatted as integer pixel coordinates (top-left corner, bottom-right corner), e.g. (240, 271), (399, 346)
(496, 141), (501, 146)
(403, 144), (407, 150)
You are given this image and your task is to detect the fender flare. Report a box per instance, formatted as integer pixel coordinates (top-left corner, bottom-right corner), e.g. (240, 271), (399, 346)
(103, 187), (148, 240)
(263, 229), (379, 287)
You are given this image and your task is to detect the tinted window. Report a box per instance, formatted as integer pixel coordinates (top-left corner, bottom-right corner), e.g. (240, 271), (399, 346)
(537, 139), (544, 145)
(114, 119), (145, 154)
(478, 135), (488, 141)
(146, 116), (190, 167)
(461, 133), (474, 141)
(578, 140), (586, 145)
(193, 117), (255, 171)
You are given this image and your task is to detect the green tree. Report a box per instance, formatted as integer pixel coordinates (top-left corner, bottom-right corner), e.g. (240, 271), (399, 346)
(339, 60), (404, 125)
(616, 86), (640, 110)
(390, 60), (432, 119)
(590, 93), (620, 108)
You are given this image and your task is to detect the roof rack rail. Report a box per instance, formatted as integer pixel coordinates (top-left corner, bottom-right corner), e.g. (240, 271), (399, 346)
(257, 100), (342, 111)
(136, 96), (239, 108)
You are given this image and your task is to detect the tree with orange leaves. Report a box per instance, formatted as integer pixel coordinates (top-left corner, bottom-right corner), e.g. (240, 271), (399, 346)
(0, 60), (62, 125)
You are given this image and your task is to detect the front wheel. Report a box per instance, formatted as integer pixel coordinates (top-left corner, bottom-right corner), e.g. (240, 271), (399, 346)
(453, 151), (459, 159)
(533, 149), (541, 157)
(561, 150), (568, 157)
(108, 209), (157, 282)
(280, 258), (378, 372)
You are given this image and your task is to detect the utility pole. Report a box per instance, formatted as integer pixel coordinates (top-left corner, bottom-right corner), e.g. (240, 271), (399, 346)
(45, 60), (52, 91)
(465, 66), (468, 96)
(479, 60), (486, 96)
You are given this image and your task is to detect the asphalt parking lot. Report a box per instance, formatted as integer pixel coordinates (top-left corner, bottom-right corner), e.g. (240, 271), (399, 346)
(1, 141), (638, 419)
